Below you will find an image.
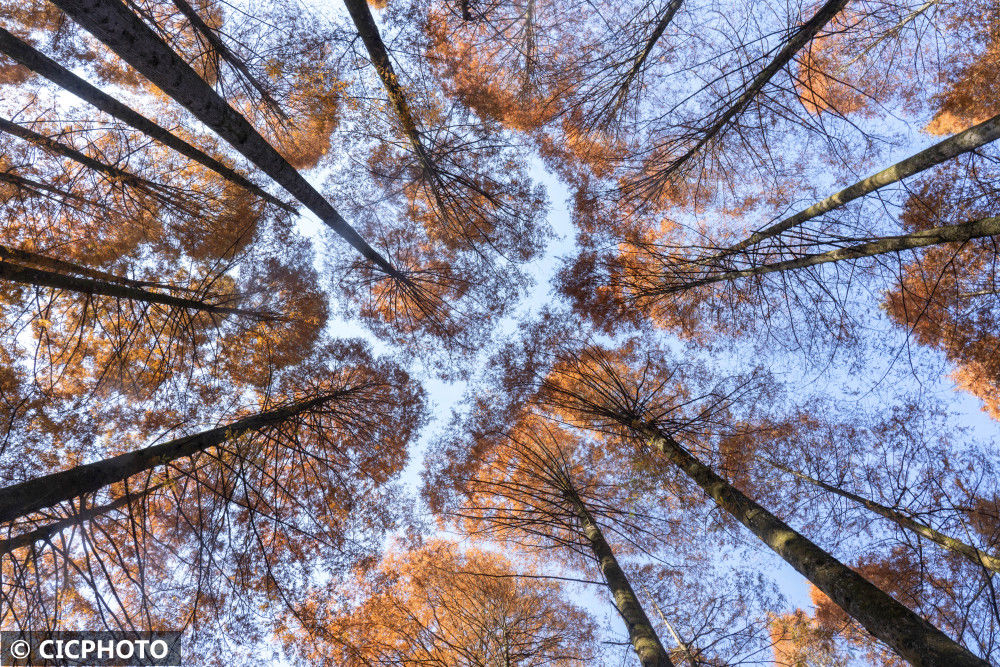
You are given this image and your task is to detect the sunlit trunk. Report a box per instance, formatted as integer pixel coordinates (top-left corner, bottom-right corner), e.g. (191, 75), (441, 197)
(0, 393), (338, 524)
(661, 216), (1000, 294)
(626, 420), (986, 667)
(564, 487), (675, 667)
(768, 460), (1000, 574)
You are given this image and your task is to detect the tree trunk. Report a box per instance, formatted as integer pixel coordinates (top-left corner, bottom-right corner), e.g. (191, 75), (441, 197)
(641, 583), (701, 666)
(168, 0), (286, 118)
(0, 26), (293, 213)
(45, 0), (404, 279)
(342, 0), (433, 169)
(0, 393), (337, 524)
(703, 111), (1000, 261)
(624, 421), (987, 666)
(659, 215), (1000, 294)
(563, 488), (675, 667)
(0, 258), (276, 320)
(652, 0), (849, 181)
(767, 459), (1000, 574)
(612, 0), (683, 113)
(0, 169), (93, 204)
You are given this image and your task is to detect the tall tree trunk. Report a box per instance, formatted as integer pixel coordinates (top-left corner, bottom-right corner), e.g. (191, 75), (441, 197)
(701, 111), (1000, 262)
(766, 459), (1000, 574)
(610, 0), (683, 113)
(342, 0), (486, 253)
(657, 215), (1000, 294)
(0, 27), (293, 213)
(649, 0), (850, 182)
(563, 487), (675, 667)
(168, 0), (286, 118)
(0, 258), (276, 320)
(0, 393), (338, 524)
(0, 169), (93, 205)
(342, 0), (433, 170)
(641, 583), (701, 666)
(44, 0), (405, 279)
(621, 420), (986, 666)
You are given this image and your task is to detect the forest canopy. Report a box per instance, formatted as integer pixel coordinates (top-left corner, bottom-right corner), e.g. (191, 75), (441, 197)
(1, 0), (1000, 664)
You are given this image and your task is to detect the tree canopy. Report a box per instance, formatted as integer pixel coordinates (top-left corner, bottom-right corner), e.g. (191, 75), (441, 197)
(2, 0), (1000, 664)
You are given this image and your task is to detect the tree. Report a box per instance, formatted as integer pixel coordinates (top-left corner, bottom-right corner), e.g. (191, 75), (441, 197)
(532, 342), (988, 665)
(0, 340), (426, 635)
(0, 26), (291, 212)
(281, 539), (598, 665)
(433, 411), (676, 666)
(47, 0), (404, 277)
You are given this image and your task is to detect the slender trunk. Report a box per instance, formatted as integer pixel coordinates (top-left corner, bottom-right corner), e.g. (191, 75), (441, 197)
(654, 0), (850, 180)
(342, 0), (432, 168)
(659, 215), (1000, 294)
(624, 420), (986, 666)
(522, 0), (536, 94)
(0, 393), (336, 524)
(0, 26), (293, 213)
(343, 0), (469, 251)
(460, 0), (471, 21)
(0, 115), (187, 209)
(49, 0), (402, 278)
(834, 0), (941, 75)
(0, 170), (92, 204)
(563, 487), (675, 667)
(0, 258), (276, 320)
(767, 460), (1000, 574)
(704, 112), (1000, 262)
(0, 483), (162, 556)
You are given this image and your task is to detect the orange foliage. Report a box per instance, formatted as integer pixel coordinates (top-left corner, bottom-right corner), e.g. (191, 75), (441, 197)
(768, 609), (846, 666)
(283, 540), (596, 665)
(925, 2), (1000, 135)
(883, 174), (1000, 420)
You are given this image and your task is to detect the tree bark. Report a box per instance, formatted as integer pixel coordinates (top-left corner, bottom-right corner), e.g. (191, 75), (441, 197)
(641, 583), (701, 666)
(612, 0), (683, 113)
(44, 0), (405, 279)
(168, 0), (286, 118)
(767, 459), (1000, 574)
(703, 111), (1000, 261)
(658, 215), (1000, 294)
(0, 243), (207, 295)
(623, 421), (987, 666)
(0, 169), (93, 204)
(564, 488), (675, 667)
(0, 26), (293, 213)
(0, 393), (337, 524)
(0, 258), (276, 320)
